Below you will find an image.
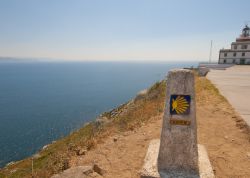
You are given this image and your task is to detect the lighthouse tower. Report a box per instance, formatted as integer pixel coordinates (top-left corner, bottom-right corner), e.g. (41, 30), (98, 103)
(219, 25), (250, 65)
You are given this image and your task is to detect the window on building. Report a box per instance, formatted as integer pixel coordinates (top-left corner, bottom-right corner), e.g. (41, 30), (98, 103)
(240, 59), (245, 64)
(233, 52), (236, 57)
(234, 45), (237, 49)
(223, 59), (226, 63)
(241, 45), (247, 49)
(233, 59), (236, 63)
(224, 53), (227, 57)
(242, 52), (245, 56)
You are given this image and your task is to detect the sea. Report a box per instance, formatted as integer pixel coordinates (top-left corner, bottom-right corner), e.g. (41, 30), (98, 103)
(0, 60), (197, 168)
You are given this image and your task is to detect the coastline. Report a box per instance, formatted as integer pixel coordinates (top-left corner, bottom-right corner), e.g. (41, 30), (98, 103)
(1, 73), (250, 178)
(1, 61), (198, 168)
(0, 80), (166, 177)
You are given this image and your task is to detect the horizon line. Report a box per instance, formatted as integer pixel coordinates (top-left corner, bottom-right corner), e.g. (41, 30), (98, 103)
(0, 56), (211, 63)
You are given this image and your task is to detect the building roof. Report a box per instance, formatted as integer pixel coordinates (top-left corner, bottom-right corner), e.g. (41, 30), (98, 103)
(236, 25), (250, 42)
(236, 37), (250, 42)
(220, 49), (250, 52)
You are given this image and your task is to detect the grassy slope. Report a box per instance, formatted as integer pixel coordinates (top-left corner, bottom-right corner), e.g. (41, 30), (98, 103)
(2, 74), (245, 178)
(0, 80), (166, 178)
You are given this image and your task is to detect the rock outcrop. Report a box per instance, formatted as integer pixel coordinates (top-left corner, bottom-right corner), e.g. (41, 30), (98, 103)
(51, 164), (105, 178)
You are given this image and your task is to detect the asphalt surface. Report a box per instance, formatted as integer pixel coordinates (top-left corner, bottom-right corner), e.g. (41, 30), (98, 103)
(207, 66), (250, 126)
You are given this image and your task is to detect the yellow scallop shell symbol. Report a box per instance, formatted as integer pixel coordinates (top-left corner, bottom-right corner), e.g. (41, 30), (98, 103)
(172, 96), (189, 114)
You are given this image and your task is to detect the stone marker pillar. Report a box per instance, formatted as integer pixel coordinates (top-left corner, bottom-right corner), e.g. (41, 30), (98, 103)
(158, 69), (199, 177)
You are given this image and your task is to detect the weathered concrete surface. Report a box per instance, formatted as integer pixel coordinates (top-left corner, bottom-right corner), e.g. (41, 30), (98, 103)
(198, 67), (210, 76)
(141, 140), (214, 178)
(198, 145), (214, 178)
(207, 66), (250, 126)
(140, 139), (160, 178)
(158, 69), (198, 176)
(198, 63), (234, 70)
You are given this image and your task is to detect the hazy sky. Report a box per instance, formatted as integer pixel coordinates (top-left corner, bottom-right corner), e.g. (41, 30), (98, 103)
(0, 0), (249, 62)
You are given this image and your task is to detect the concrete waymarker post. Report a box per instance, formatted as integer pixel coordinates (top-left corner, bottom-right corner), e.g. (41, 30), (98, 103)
(140, 69), (214, 178)
(158, 69), (198, 177)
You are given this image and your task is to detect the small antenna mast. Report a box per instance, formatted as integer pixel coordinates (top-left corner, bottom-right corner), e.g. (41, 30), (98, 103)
(209, 40), (213, 63)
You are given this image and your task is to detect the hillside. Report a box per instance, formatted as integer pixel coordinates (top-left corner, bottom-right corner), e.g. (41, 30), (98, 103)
(0, 75), (250, 178)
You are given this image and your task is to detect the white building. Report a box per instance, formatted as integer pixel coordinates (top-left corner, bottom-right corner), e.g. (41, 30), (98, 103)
(219, 25), (250, 65)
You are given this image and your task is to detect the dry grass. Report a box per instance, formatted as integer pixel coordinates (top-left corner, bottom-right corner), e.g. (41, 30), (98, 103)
(0, 80), (166, 178)
(196, 76), (226, 104)
(1, 74), (249, 178)
(0, 73), (249, 178)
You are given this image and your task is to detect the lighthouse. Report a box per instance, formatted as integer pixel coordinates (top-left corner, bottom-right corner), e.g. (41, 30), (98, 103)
(219, 25), (250, 65)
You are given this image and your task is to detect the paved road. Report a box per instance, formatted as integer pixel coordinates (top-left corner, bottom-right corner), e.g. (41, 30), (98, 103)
(207, 66), (250, 126)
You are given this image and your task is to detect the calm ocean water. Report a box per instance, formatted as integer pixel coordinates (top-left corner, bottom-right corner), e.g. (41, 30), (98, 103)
(0, 61), (197, 167)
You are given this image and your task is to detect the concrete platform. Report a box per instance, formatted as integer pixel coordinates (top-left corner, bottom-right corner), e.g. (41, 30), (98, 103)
(140, 139), (214, 178)
(207, 66), (250, 126)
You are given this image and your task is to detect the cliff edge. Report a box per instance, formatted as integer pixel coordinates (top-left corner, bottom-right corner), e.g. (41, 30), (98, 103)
(0, 76), (250, 178)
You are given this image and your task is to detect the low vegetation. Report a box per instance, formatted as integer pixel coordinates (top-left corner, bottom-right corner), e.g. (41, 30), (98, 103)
(0, 80), (166, 178)
(2, 73), (243, 178)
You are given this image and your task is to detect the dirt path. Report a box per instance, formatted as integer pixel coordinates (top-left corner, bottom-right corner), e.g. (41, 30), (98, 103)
(71, 78), (250, 178)
(71, 115), (162, 178)
(197, 78), (250, 178)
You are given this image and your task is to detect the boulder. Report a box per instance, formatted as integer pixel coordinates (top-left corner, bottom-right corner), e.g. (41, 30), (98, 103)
(76, 148), (87, 156)
(93, 164), (106, 175)
(135, 89), (148, 101)
(51, 164), (106, 178)
(51, 166), (93, 178)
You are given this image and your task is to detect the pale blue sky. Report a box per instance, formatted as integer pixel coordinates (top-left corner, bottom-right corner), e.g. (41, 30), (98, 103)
(0, 0), (249, 61)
